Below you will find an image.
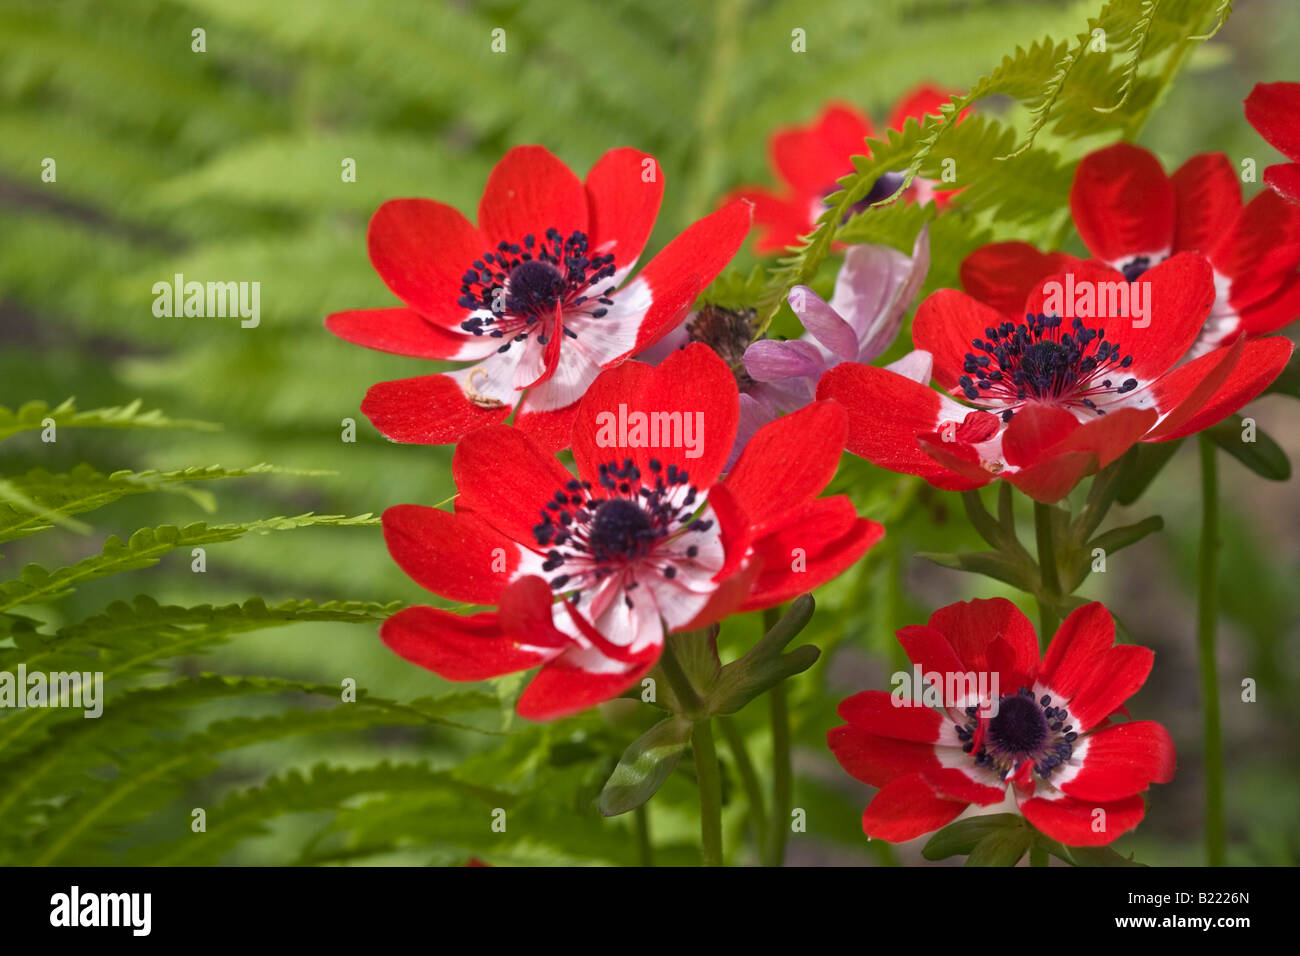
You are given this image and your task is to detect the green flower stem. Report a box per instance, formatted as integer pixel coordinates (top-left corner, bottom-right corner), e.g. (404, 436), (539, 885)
(1033, 501), (1061, 645)
(658, 638), (703, 715)
(767, 680), (792, 867)
(692, 718), (724, 867)
(658, 640), (721, 866)
(761, 604), (793, 867)
(1197, 435), (1226, 866)
(1029, 845), (1049, 867)
(720, 716), (768, 862)
(635, 804), (654, 867)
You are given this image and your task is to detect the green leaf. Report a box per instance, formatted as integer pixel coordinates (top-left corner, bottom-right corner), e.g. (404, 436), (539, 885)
(919, 549), (1041, 593)
(0, 398), (218, 444)
(0, 514), (378, 612)
(597, 716), (694, 817)
(1205, 415), (1291, 481)
(923, 813), (1024, 860)
(966, 826), (1033, 867)
(0, 463), (319, 543)
(708, 594), (819, 715)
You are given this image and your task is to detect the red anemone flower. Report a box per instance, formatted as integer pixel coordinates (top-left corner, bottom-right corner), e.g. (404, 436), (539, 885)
(326, 146), (752, 451)
(817, 253), (1294, 502)
(1246, 81), (1300, 204)
(961, 142), (1300, 353)
(728, 85), (960, 253)
(828, 599), (1176, 847)
(379, 344), (882, 720)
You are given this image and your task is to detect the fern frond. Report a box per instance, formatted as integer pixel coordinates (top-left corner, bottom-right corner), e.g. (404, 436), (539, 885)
(0, 398), (218, 444)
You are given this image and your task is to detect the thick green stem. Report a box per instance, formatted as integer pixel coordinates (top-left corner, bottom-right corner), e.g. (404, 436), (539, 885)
(1197, 435), (1226, 866)
(635, 804), (654, 867)
(1029, 845), (1049, 867)
(1033, 501), (1061, 645)
(720, 716), (768, 862)
(692, 719), (724, 867)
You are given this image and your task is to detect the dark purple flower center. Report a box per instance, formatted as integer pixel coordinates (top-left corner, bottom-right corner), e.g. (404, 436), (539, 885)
(959, 312), (1138, 421)
(532, 458), (713, 607)
(953, 687), (1077, 781)
(458, 228), (617, 355)
(1120, 255), (1153, 282)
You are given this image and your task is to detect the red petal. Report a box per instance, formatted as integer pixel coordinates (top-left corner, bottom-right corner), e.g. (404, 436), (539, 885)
(1170, 153), (1241, 258)
(1019, 792), (1147, 846)
(1060, 721), (1176, 802)
(960, 242), (1080, 317)
(703, 482), (751, 582)
(1145, 335), (1245, 439)
(1054, 407), (1158, 468)
(1264, 162), (1300, 205)
(1245, 82), (1300, 162)
(452, 424), (577, 545)
(382, 505), (525, 605)
(772, 103), (873, 195)
(476, 145), (588, 251)
(817, 362), (983, 490)
(1067, 645), (1155, 733)
(571, 358), (655, 487)
(1150, 336), (1294, 442)
(325, 307), (491, 360)
(1001, 405), (1079, 467)
(1236, 273), (1300, 336)
(896, 624), (967, 680)
(743, 505), (883, 610)
(497, 576), (571, 650)
(827, 726), (941, 789)
(513, 396), (581, 454)
(585, 147), (664, 269)
(912, 288), (1008, 393)
(628, 200), (754, 356)
(1116, 252), (1216, 382)
(380, 606), (549, 681)
(860, 774), (966, 842)
(367, 199), (485, 326)
(516, 656), (655, 721)
(1070, 143), (1175, 261)
(1209, 187), (1300, 283)
(574, 343), (738, 490)
(1040, 602), (1116, 699)
(727, 186), (818, 253)
(1004, 449), (1098, 503)
(837, 690), (944, 743)
(927, 597), (1039, 689)
(361, 373), (512, 445)
(724, 400), (847, 518)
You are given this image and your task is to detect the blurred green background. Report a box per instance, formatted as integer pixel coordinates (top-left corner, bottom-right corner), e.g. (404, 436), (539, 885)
(1, 0), (1297, 865)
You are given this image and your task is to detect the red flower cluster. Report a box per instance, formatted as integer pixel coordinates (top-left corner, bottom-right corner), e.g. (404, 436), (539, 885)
(327, 146), (751, 451)
(728, 86), (960, 253)
(818, 139), (1296, 502)
(380, 345), (881, 720)
(829, 599), (1175, 846)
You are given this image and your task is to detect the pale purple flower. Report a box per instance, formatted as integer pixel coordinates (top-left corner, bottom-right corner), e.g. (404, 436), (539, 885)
(734, 226), (931, 462)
